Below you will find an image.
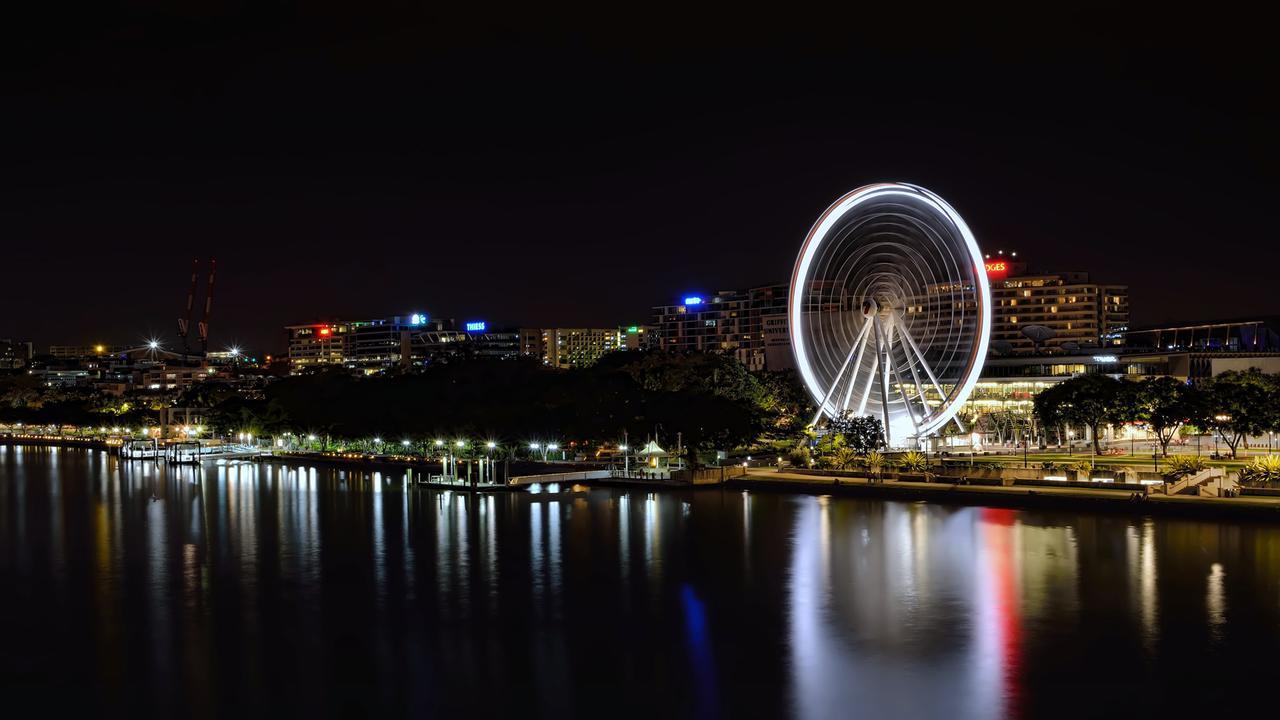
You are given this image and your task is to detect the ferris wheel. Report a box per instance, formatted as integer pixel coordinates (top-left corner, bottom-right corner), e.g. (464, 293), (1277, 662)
(788, 183), (991, 447)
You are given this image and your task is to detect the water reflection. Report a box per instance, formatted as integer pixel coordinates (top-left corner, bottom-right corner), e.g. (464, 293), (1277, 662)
(3, 447), (1280, 718)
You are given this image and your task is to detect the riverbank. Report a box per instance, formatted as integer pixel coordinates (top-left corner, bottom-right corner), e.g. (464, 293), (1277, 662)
(732, 469), (1280, 521)
(0, 434), (106, 450)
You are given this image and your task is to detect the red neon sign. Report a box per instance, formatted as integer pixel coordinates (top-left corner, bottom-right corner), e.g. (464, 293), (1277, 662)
(985, 261), (1008, 279)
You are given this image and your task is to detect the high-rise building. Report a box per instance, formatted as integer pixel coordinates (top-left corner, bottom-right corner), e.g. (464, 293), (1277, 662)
(651, 283), (791, 371)
(985, 256), (1128, 355)
(518, 327), (650, 369)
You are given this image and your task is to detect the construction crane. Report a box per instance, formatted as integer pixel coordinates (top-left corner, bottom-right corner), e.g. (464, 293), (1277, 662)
(176, 259), (199, 354)
(175, 258), (217, 357)
(198, 259), (216, 354)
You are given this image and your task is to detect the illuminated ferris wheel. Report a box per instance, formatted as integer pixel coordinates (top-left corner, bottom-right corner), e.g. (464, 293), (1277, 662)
(788, 183), (991, 447)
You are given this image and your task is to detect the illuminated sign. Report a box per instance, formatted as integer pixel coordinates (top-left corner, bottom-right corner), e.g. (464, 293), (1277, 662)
(984, 261), (1008, 279)
(319, 328), (331, 336)
(409, 313), (427, 326)
(683, 296), (704, 306)
(1092, 355), (1118, 363)
(627, 326), (639, 334)
(465, 321), (486, 332)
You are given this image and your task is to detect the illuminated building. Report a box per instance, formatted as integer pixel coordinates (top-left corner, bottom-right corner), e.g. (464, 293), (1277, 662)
(984, 253), (1128, 355)
(48, 344), (127, 358)
(517, 326), (654, 368)
(519, 327), (632, 369)
(286, 314), (519, 372)
(651, 283), (791, 371)
(286, 322), (351, 370)
(140, 365), (212, 391)
(622, 325), (657, 351)
(1, 339), (33, 369)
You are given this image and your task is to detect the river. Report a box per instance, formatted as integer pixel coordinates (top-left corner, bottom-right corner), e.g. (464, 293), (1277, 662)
(2, 445), (1278, 718)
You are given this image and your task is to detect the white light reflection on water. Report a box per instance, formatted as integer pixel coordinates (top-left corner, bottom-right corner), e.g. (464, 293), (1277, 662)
(789, 499), (1019, 720)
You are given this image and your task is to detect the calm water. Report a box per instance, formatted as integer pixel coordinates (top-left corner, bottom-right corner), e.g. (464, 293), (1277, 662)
(3, 445), (1280, 719)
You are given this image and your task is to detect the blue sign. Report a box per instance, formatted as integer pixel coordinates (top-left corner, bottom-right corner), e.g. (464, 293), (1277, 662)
(683, 296), (704, 306)
(465, 321), (486, 332)
(409, 313), (427, 326)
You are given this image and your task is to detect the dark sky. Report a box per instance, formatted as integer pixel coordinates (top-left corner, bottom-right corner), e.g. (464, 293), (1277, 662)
(2, 5), (1276, 355)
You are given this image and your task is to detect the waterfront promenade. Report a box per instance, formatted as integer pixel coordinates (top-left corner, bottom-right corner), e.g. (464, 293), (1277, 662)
(735, 468), (1280, 520)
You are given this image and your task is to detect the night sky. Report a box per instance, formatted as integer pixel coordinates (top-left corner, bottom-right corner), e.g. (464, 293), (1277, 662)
(2, 5), (1275, 355)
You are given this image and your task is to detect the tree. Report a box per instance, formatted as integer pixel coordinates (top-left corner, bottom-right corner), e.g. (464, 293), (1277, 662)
(828, 412), (885, 455)
(1034, 374), (1130, 454)
(1195, 369), (1280, 458)
(1133, 376), (1200, 456)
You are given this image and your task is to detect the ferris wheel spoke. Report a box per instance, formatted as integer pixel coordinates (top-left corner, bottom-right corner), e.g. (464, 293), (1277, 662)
(840, 320), (874, 412)
(809, 319), (871, 426)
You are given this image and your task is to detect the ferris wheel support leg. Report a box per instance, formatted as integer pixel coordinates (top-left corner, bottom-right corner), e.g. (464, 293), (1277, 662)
(894, 310), (950, 401)
(874, 316), (893, 448)
(857, 352), (878, 417)
(889, 346), (921, 438)
(897, 323), (936, 425)
(840, 320), (873, 413)
(809, 320), (870, 427)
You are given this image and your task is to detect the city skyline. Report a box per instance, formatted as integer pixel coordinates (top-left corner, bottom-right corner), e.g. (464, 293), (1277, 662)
(3, 7), (1277, 354)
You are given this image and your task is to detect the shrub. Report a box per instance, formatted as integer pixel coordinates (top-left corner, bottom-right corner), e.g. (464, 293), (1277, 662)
(1240, 455), (1280, 484)
(1165, 455), (1209, 478)
(1071, 460), (1095, 474)
(986, 461), (1006, 471)
(787, 446), (810, 467)
(1039, 461), (1059, 471)
(898, 450), (928, 472)
(865, 451), (885, 472)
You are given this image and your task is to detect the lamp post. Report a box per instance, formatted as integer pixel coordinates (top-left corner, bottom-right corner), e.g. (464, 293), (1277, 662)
(621, 428), (629, 477)
(1022, 431), (1028, 469)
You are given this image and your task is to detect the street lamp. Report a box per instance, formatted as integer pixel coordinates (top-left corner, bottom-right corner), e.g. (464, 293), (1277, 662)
(548, 443), (559, 461)
(620, 444), (629, 475)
